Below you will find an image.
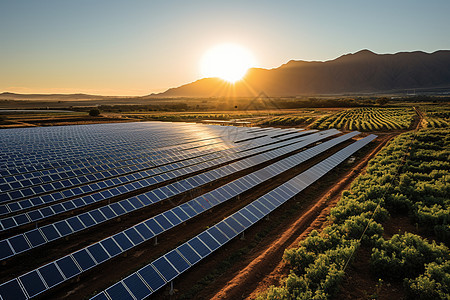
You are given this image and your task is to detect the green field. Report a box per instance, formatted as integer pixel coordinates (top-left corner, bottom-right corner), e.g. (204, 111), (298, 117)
(309, 107), (416, 131)
(258, 127), (450, 300)
(420, 105), (450, 128)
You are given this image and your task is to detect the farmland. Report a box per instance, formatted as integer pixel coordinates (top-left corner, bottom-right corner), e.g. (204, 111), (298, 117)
(256, 127), (449, 300)
(310, 107), (416, 131)
(420, 106), (450, 128)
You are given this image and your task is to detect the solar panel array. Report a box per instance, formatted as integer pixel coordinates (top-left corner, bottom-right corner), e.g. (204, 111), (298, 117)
(0, 122), (376, 300)
(0, 129), (340, 261)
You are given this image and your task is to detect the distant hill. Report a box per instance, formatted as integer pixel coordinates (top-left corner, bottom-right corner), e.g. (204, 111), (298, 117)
(0, 93), (106, 101)
(152, 50), (450, 97)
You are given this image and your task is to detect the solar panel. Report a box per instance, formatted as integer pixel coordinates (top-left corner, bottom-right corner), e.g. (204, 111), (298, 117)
(90, 134), (377, 299)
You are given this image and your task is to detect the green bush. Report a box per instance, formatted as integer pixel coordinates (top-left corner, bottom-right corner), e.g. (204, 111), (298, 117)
(371, 233), (449, 280)
(89, 108), (100, 117)
(404, 260), (450, 300)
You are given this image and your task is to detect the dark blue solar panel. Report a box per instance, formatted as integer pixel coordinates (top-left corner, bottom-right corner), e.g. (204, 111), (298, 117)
(198, 232), (220, 251)
(110, 203), (126, 216)
(177, 243), (201, 265)
(224, 217), (245, 233)
(30, 198), (44, 207)
(113, 232), (133, 251)
(138, 265), (165, 292)
(0, 279), (27, 300)
(62, 201), (76, 210)
(101, 238), (122, 257)
(24, 229), (46, 247)
(56, 256), (81, 279)
(240, 208), (258, 223)
(123, 274), (152, 300)
(252, 201), (270, 214)
(54, 221), (73, 236)
(165, 250), (190, 273)
(20, 270), (46, 298)
(1, 218), (16, 230)
(67, 216), (85, 232)
(9, 234), (30, 253)
(124, 228), (144, 245)
(40, 207), (54, 217)
(73, 249), (96, 271)
(90, 210), (106, 223)
(0, 240), (14, 260)
(39, 263), (64, 288)
(207, 226), (229, 245)
(129, 197), (143, 209)
(145, 219), (163, 235)
(79, 213), (96, 227)
(259, 197), (275, 210)
(99, 206), (116, 219)
(163, 211), (181, 226)
(180, 203), (196, 217)
(87, 243), (110, 264)
(72, 198), (85, 208)
(188, 200), (204, 214)
(187, 237), (211, 258)
(135, 223), (154, 240)
(13, 214), (28, 226)
(171, 206), (189, 222)
(216, 222), (237, 239)
(120, 200), (134, 212)
(196, 197), (213, 210)
(152, 256), (178, 282)
(232, 212), (252, 228)
(51, 203), (65, 214)
(154, 215), (172, 230)
(106, 282), (134, 300)
(152, 189), (166, 200)
(137, 194), (152, 206)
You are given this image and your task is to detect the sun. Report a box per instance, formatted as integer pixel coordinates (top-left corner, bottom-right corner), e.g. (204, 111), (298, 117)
(200, 43), (256, 83)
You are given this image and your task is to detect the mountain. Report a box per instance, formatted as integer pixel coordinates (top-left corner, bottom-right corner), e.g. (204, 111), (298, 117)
(152, 50), (450, 97)
(0, 93), (106, 101)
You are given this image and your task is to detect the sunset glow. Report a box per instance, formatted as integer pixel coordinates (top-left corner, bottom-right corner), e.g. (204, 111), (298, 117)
(200, 44), (256, 83)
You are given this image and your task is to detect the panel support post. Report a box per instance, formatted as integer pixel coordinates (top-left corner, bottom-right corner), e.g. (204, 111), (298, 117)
(169, 281), (174, 295)
(154, 236), (158, 246)
(240, 231), (245, 240)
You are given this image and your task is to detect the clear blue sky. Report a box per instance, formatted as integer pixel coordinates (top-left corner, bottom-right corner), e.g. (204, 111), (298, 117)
(1, 0), (449, 95)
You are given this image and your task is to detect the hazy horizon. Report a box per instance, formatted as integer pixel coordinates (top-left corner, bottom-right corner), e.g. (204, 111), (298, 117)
(1, 0), (450, 96)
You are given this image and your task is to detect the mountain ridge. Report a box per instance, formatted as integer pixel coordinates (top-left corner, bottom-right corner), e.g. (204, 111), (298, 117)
(151, 49), (450, 97)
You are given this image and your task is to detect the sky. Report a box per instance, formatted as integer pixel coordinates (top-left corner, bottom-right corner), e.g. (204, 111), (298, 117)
(1, 0), (449, 96)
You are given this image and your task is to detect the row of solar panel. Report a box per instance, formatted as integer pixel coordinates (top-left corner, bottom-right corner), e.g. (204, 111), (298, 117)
(0, 132), (366, 299)
(0, 141), (231, 201)
(89, 134), (377, 300)
(0, 123), (274, 170)
(0, 129), (302, 202)
(0, 137), (230, 187)
(0, 130), (343, 261)
(0, 133), (228, 181)
(0, 123), (232, 171)
(0, 130), (330, 231)
(0, 125), (284, 185)
(0, 130), (338, 260)
(0, 150), (221, 209)
(0, 131), (268, 207)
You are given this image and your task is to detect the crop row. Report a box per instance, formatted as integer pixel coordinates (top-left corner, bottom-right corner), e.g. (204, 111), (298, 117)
(257, 128), (449, 300)
(258, 115), (314, 126)
(420, 106), (450, 128)
(310, 107), (416, 131)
